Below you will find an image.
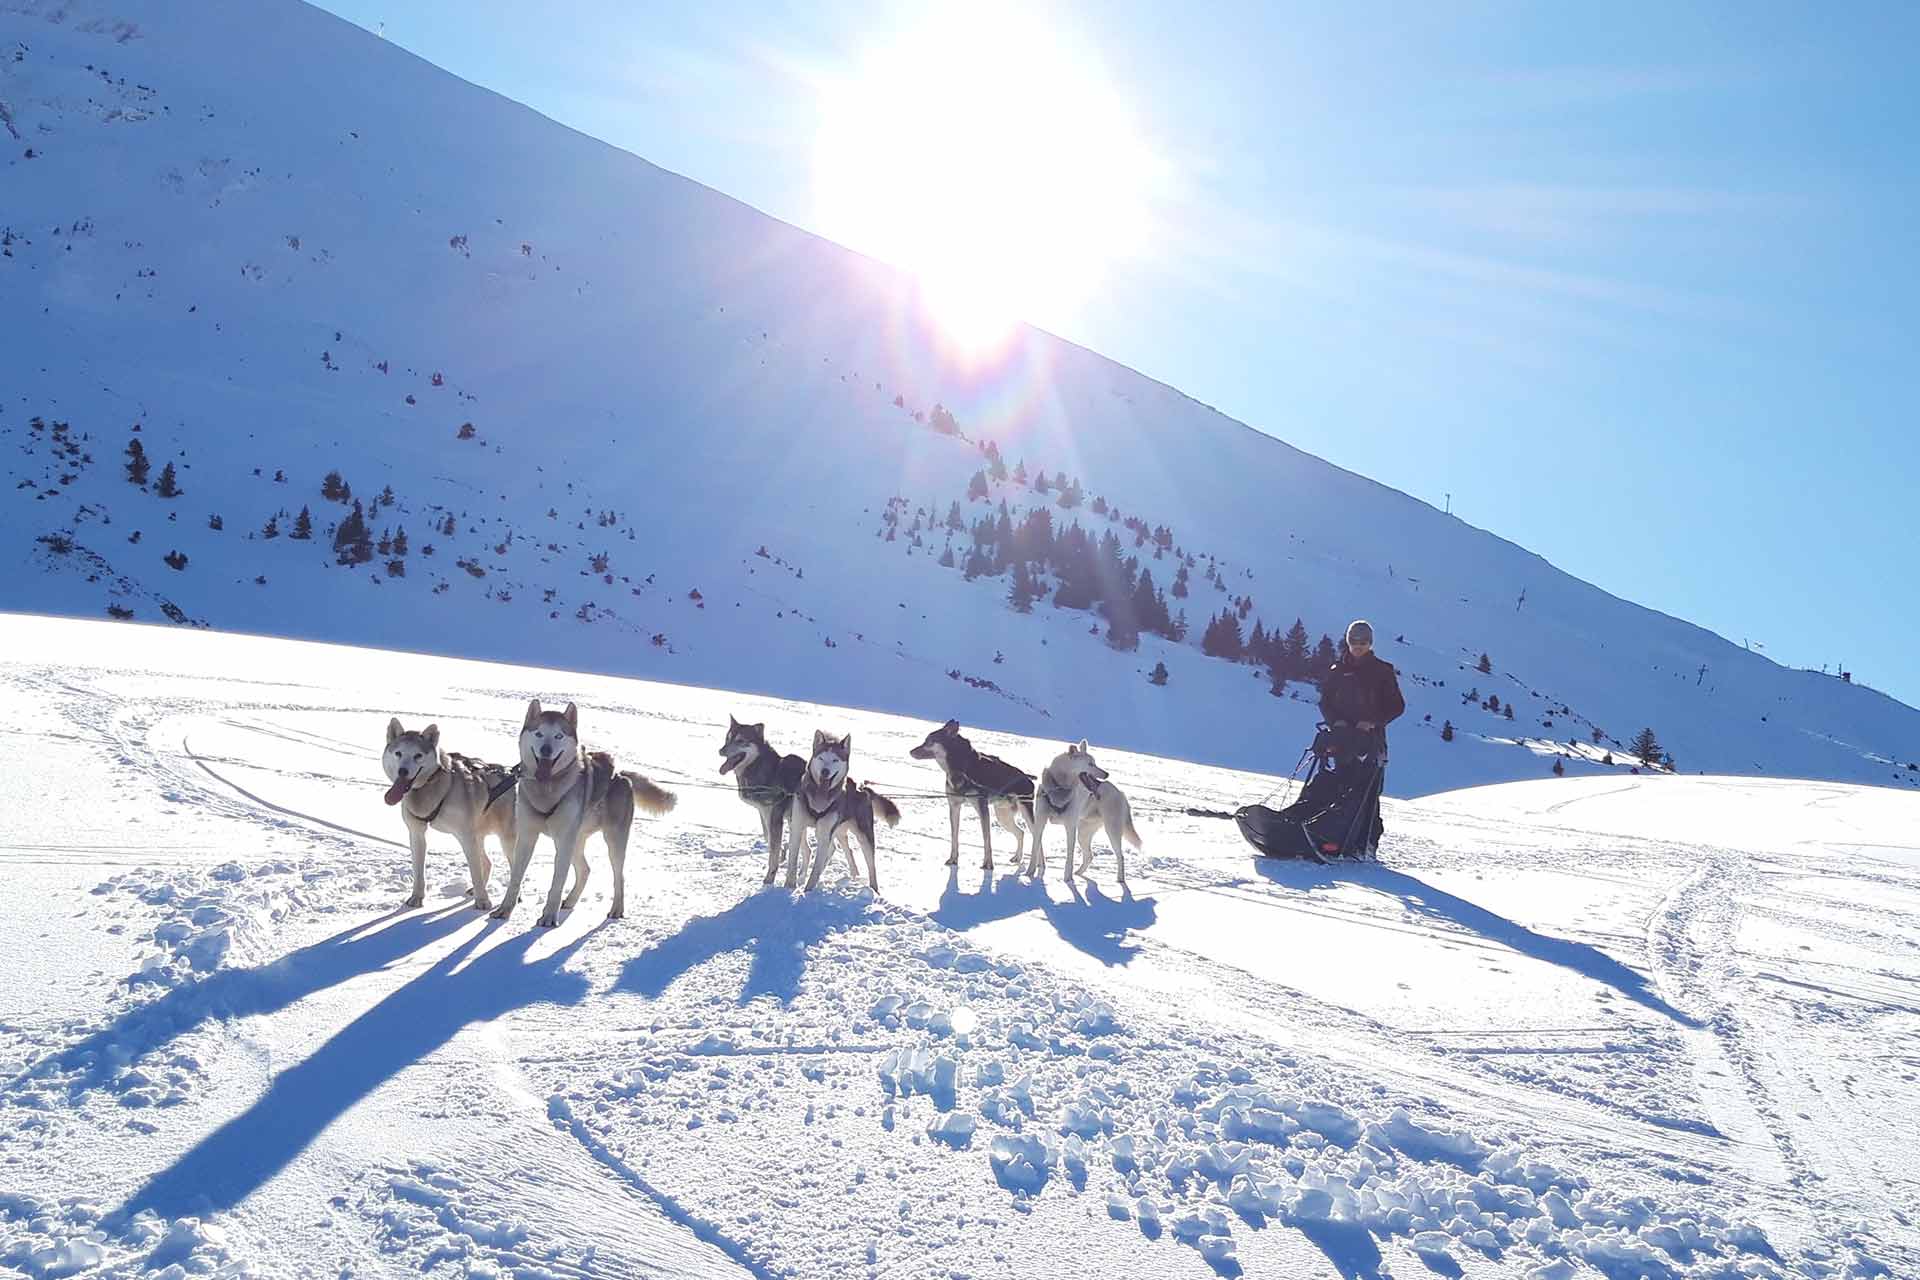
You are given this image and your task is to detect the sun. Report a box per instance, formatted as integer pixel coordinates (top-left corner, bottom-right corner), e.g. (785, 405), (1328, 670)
(813, 8), (1157, 351)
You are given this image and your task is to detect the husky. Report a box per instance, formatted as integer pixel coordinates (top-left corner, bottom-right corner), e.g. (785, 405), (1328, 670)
(784, 731), (900, 892)
(908, 719), (1035, 870)
(382, 719), (518, 910)
(718, 716), (808, 884)
(1025, 740), (1141, 882)
(490, 700), (676, 926)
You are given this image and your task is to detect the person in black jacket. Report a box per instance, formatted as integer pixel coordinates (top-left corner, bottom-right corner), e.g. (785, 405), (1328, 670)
(1318, 619), (1405, 854)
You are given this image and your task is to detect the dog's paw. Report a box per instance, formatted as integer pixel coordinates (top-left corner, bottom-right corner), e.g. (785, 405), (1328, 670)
(403, 891), (425, 908)
(536, 911), (559, 928)
(606, 905), (624, 921)
(944, 854), (958, 866)
(471, 897), (493, 912)
(488, 902), (514, 920)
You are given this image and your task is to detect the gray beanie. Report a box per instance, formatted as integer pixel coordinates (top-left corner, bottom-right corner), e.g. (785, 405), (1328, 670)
(1346, 619), (1374, 646)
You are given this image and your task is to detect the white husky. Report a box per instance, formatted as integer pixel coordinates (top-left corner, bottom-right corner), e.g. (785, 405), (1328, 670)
(381, 719), (518, 910)
(490, 700), (676, 926)
(1025, 740), (1142, 883)
(784, 731), (900, 892)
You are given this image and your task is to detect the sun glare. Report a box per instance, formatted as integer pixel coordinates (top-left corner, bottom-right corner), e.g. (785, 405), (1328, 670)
(813, 8), (1157, 352)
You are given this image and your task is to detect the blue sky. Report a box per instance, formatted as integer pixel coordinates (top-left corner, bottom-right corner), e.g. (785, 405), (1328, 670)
(316, 0), (1919, 707)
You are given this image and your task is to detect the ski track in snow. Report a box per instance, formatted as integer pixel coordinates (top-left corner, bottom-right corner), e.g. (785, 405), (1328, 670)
(1, 618), (1916, 1279)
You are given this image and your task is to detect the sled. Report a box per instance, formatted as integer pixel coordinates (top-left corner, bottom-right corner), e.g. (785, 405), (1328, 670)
(1192, 724), (1383, 863)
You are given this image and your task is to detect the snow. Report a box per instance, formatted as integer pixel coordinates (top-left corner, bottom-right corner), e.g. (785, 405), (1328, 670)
(3, 0), (1919, 806)
(0, 615), (1915, 1278)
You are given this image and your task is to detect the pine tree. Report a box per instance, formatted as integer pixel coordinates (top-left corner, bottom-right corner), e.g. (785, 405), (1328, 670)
(124, 438), (150, 487)
(1008, 560), (1037, 613)
(392, 526), (409, 556)
(1012, 460), (1027, 485)
(1148, 661), (1169, 686)
(968, 470), (989, 501)
(378, 484), (396, 509)
(333, 499), (373, 565)
(1504, 704), (1515, 720)
(441, 512), (457, 537)
(938, 546), (955, 568)
(1312, 634), (1338, 676)
(291, 506), (313, 540)
(1441, 720), (1455, 742)
(154, 461), (181, 498)
(945, 501), (963, 531)
(1283, 619), (1311, 679)
(1033, 469), (1051, 494)
(321, 470), (349, 503)
(1477, 653), (1493, 674)
(1552, 757), (1565, 777)
(262, 514), (280, 539)
(1202, 610), (1245, 660)
(1630, 727), (1662, 765)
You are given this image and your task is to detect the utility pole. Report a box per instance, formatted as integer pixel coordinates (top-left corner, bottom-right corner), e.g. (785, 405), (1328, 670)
(1444, 493), (1451, 516)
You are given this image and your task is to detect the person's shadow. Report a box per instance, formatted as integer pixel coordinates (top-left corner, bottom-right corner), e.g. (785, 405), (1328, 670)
(1252, 858), (1700, 1026)
(932, 865), (1157, 967)
(113, 922), (595, 1222)
(15, 905), (479, 1100)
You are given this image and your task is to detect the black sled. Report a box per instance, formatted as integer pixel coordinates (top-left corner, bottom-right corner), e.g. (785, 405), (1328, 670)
(1232, 724), (1382, 863)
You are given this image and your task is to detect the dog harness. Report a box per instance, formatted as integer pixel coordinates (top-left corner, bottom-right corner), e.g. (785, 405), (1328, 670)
(522, 752), (619, 819)
(1039, 779), (1077, 814)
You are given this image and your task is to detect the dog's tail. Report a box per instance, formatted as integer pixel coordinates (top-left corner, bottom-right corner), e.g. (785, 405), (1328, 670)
(625, 772), (678, 816)
(866, 786), (901, 828)
(1122, 809), (1143, 849)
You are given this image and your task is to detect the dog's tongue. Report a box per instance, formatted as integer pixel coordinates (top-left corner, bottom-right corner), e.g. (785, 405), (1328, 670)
(536, 758), (554, 782)
(719, 753), (742, 775)
(383, 774), (410, 805)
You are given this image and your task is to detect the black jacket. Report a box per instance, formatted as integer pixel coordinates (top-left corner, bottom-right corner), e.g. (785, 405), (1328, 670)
(1319, 653), (1407, 744)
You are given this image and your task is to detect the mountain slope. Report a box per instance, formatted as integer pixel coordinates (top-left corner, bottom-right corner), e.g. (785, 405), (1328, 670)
(2, 0), (1915, 796)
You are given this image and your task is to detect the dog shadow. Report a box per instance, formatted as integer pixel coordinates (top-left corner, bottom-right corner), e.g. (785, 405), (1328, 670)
(931, 865), (1157, 967)
(114, 922), (597, 1222)
(15, 904), (479, 1099)
(615, 886), (877, 1006)
(1251, 858), (1701, 1027)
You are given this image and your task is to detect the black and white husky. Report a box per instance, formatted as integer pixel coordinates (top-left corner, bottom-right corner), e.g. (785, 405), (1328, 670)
(783, 731), (900, 892)
(908, 718), (1035, 870)
(718, 716), (808, 885)
(381, 719), (518, 910)
(491, 700), (676, 926)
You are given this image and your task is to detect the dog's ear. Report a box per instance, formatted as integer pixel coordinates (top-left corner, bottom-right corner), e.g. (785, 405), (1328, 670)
(728, 714), (739, 731)
(387, 717), (403, 745)
(423, 723), (440, 749)
(562, 702), (578, 734)
(942, 718), (959, 733)
(750, 722), (764, 737)
(813, 729), (828, 752)
(841, 733), (853, 756)
(524, 699), (543, 730)
(1076, 738), (1091, 753)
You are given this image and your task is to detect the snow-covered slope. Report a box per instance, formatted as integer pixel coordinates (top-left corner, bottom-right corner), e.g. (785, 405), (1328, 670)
(3, 615), (1914, 1278)
(2, 0), (1916, 796)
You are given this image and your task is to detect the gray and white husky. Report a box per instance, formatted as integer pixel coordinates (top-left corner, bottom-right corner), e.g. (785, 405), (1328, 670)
(1025, 740), (1142, 883)
(908, 719), (1035, 871)
(382, 719), (518, 910)
(490, 700), (676, 926)
(784, 731), (900, 892)
(718, 717), (809, 885)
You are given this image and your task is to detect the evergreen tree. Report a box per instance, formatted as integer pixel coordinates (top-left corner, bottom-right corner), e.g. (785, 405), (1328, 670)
(1202, 609), (1245, 660)
(946, 500), (963, 531)
(967, 470), (990, 501)
(1283, 619), (1311, 679)
(333, 499), (374, 565)
(1148, 661), (1169, 686)
(1630, 727), (1662, 765)
(1248, 620), (1269, 665)
(1033, 469), (1051, 494)
(154, 461), (181, 497)
(1477, 652), (1493, 674)
(378, 484), (396, 508)
(1057, 477), (1083, 509)
(1312, 634), (1338, 676)
(988, 453), (1008, 482)
(1007, 560), (1037, 613)
(1504, 703), (1515, 720)
(1012, 459), (1027, 485)
(1091, 495), (1108, 516)
(321, 470), (349, 503)
(1170, 609), (1189, 643)
(124, 438), (150, 487)
(1441, 720), (1455, 742)
(290, 506), (313, 540)
(1552, 757), (1565, 777)
(1171, 562), (1190, 599)
(392, 526), (409, 556)
(262, 514), (280, 539)
(441, 512), (457, 537)
(938, 546), (956, 568)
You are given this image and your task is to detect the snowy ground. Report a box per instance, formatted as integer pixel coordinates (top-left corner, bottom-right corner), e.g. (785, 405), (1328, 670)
(2, 613), (1915, 1279)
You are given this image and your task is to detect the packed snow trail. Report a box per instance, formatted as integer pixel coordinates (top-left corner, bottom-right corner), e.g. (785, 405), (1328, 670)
(1, 616), (1914, 1277)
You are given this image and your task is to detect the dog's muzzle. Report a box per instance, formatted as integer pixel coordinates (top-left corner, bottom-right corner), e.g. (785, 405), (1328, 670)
(720, 751), (746, 775)
(384, 772), (412, 805)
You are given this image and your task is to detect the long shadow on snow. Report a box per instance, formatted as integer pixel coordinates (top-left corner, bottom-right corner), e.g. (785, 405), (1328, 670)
(117, 923), (595, 1221)
(1253, 859), (1700, 1027)
(931, 866), (1157, 967)
(15, 905), (478, 1097)
(616, 886), (878, 1006)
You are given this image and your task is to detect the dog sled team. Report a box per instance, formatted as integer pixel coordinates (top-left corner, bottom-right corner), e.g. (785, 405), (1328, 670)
(377, 619), (1402, 923)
